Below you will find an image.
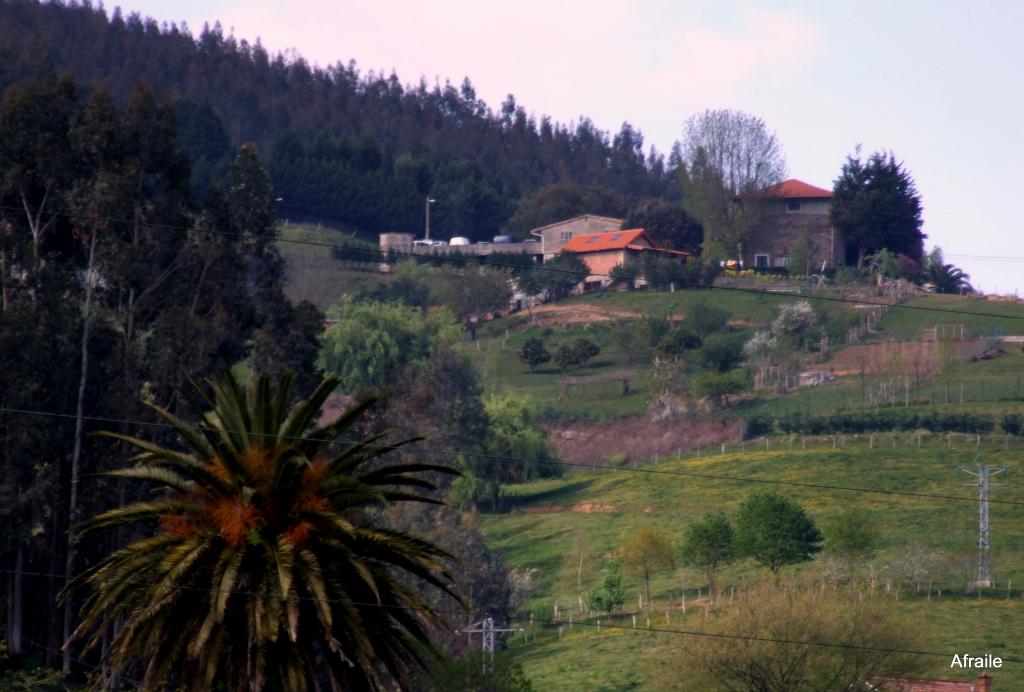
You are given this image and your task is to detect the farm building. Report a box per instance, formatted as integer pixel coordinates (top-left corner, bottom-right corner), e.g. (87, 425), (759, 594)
(529, 214), (625, 260)
(742, 178), (844, 272)
(560, 229), (689, 290)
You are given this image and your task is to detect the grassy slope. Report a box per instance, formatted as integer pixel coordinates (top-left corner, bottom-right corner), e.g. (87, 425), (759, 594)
(473, 289), (861, 420)
(481, 441), (1024, 689)
(278, 221), (378, 308)
(473, 289), (1024, 422)
(877, 294), (1024, 339)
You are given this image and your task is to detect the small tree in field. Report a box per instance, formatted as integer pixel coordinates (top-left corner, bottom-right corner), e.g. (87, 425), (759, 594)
(517, 337), (550, 372)
(735, 491), (822, 574)
(679, 513), (735, 602)
(824, 508), (880, 582)
(771, 300), (817, 348)
(572, 337), (601, 367)
(692, 370), (748, 407)
(553, 343), (577, 372)
(622, 527), (675, 607)
(588, 558), (626, 615)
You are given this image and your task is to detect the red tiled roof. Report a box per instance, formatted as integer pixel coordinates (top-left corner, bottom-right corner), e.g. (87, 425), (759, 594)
(758, 178), (833, 199)
(626, 244), (690, 256)
(561, 229), (653, 253)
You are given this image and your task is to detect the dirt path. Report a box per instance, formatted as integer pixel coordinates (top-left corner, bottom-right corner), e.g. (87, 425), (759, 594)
(543, 414), (739, 468)
(518, 303), (656, 326)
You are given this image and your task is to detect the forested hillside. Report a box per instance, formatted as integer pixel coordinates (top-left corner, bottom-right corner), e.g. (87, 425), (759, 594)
(0, 0), (687, 239)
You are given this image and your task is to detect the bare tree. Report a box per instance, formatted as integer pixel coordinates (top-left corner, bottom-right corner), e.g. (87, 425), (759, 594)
(890, 542), (942, 595)
(679, 109), (787, 260)
(663, 580), (924, 691)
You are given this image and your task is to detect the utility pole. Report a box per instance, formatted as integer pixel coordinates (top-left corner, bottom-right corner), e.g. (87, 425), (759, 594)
(424, 196), (436, 241)
(458, 617), (523, 673)
(956, 462), (1008, 588)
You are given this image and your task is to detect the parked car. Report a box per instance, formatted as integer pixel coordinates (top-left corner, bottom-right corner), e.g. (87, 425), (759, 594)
(493, 235), (515, 244)
(413, 239), (446, 247)
(449, 236), (471, 246)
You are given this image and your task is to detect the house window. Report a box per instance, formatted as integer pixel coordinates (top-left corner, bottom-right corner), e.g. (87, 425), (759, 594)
(559, 231), (573, 241)
(754, 254), (770, 268)
(786, 200), (802, 213)
(777, 255), (790, 267)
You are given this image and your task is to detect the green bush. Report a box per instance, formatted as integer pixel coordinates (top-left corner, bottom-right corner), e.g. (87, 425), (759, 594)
(1002, 413), (1024, 436)
(607, 453), (630, 468)
(748, 410), (997, 436)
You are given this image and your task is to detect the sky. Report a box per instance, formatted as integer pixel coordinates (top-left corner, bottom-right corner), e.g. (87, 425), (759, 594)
(122, 0), (1024, 294)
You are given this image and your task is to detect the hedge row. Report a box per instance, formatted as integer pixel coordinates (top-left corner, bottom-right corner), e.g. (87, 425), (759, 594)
(744, 410), (1024, 438)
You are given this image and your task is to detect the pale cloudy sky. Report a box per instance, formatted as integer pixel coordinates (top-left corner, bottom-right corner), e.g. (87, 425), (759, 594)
(123, 0), (1024, 294)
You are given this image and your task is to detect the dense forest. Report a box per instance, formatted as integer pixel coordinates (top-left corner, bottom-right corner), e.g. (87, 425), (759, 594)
(0, 71), (535, 684)
(0, 0), (699, 243)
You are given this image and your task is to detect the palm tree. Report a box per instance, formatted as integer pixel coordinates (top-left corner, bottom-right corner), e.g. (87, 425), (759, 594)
(65, 371), (460, 690)
(926, 261), (973, 294)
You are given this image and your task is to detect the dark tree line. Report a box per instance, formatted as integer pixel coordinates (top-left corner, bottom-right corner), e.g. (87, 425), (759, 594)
(0, 71), (523, 684)
(0, 74), (321, 672)
(0, 0), (693, 242)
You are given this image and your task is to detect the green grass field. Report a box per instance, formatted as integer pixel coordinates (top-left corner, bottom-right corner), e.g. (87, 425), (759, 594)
(473, 288), (865, 420)
(877, 294), (1024, 339)
(480, 442), (1024, 689)
(278, 221), (379, 308)
(473, 289), (1024, 423)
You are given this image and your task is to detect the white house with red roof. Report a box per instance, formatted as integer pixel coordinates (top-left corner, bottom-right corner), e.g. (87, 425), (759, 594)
(742, 178), (842, 272)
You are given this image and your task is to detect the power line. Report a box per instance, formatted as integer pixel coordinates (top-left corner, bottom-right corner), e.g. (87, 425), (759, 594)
(510, 614), (1024, 664)
(1, 404), (1021, 507)
(4, 204), (1024, 322)
(4, 569), (1020, 664)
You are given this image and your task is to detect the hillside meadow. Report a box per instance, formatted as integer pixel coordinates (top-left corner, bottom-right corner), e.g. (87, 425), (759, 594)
(480, 441), (1024, 689)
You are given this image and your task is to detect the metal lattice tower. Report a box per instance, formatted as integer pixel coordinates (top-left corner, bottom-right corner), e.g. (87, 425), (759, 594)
(458, 617), (523, 673)
(956, 463), (1008, 588)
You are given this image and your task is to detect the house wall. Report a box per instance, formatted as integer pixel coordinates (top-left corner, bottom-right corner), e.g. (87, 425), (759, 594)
(535, 216), (623, 258)
(745, 208), (842, 271)
(765, 198), (831, 215)
(380, 233), (414, 254)
(580, 249), (628, 281)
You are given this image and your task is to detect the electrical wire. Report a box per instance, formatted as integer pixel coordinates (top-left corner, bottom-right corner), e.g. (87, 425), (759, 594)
(3, 569), (1019, 664)
(0, 405), (1021, 507)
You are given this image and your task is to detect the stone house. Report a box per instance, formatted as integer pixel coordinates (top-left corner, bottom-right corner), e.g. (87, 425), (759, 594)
(742, 179), (843, 272)
(560, 229), (689, 290)
(529, 214), (624, 260)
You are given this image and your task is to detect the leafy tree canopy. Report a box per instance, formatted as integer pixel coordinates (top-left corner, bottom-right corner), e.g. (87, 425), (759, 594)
(504, 181), (628, 237)
(831, 149), (925, 267)
(317, 297), (462, 394)
(734, 491), (823, 573)
(679, 512), (735, 598)
(624, 199), (703, 252)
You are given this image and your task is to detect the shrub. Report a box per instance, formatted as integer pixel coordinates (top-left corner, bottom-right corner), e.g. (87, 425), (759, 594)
(1002, 413), (1024, 436)
(572, 337), (601, 367)
(688, 300), (730, 337)
(744, 413), (775, 439)
(698, 333), (746, 373)
(518, 337), (551, 372)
